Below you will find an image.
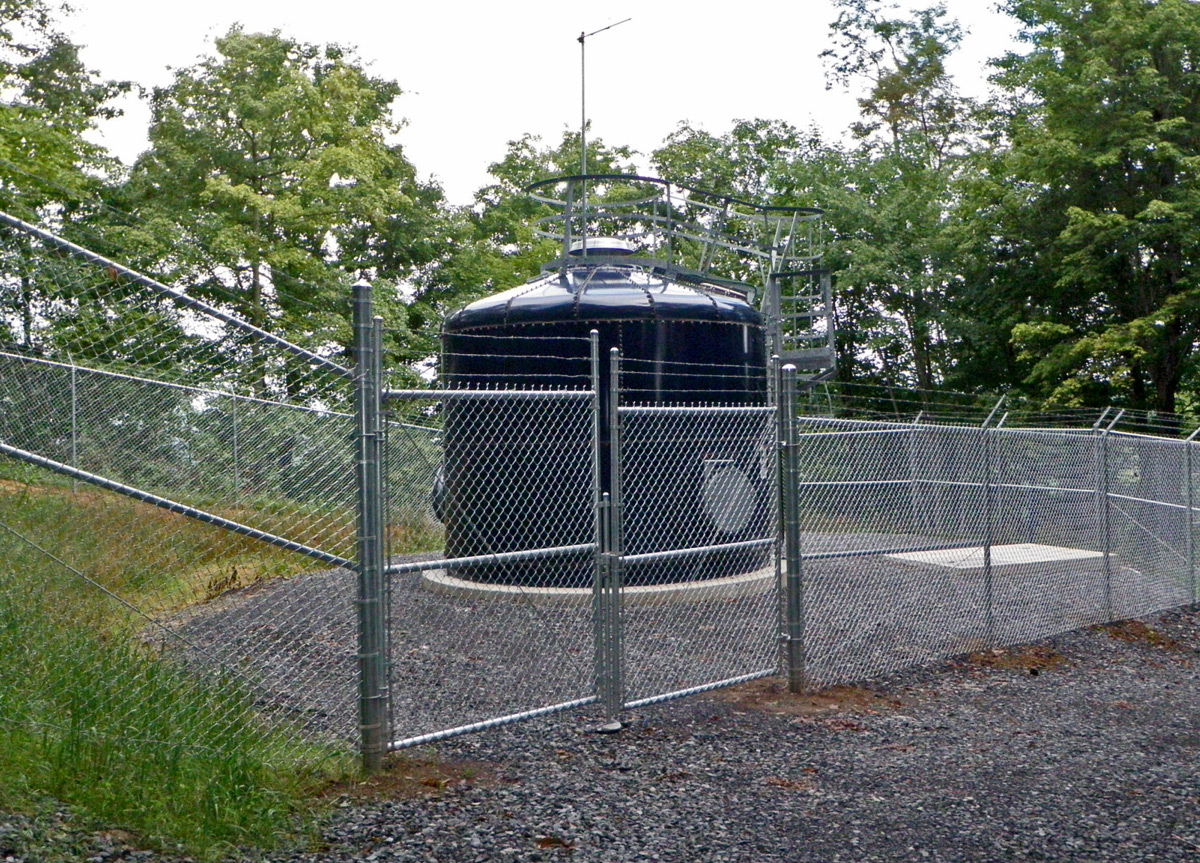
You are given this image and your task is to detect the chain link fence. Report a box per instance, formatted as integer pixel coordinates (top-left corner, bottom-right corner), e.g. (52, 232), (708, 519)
(617, 404), (780, 707)
(382, 387), (600, 747)
(3, 208), (1200, 771)
(784, 408), (1199, 690)
(0, 210), (362, 767)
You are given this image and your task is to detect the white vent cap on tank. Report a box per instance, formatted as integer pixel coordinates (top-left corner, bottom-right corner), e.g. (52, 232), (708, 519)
(569, 237), (636, 256)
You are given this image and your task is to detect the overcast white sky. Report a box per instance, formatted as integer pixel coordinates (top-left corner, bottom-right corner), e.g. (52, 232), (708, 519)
(63, 1), (1022, 205)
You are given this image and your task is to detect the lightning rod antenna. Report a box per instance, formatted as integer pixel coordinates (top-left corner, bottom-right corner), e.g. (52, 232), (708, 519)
(577, 17), (630, 258)
(579, 17), (631, 176)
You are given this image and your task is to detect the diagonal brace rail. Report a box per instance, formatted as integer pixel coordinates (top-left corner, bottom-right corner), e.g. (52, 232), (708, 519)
(0, 440), (353, 569)
(0, 211), (351, 380)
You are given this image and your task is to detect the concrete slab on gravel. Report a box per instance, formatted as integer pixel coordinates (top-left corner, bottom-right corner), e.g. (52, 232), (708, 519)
(889, 542), (1104, 569)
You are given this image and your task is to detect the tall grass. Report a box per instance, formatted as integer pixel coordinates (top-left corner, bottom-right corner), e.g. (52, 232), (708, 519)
(0, 472), (360, 858)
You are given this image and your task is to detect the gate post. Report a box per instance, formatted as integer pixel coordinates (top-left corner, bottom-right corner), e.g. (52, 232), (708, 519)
(353, 282), (387, 772)
(780, 364), (807, 693)
(589, 331), (610, 712)
(601, 347), (625, 715)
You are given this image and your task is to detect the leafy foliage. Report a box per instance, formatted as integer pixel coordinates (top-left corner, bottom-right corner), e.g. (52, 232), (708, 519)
(5, 0), (1200, 409)
(819, 1), (982, 394)
(116, 28), (444, 376)
(0, 0), (126, 350)
(988, 0), (1200, 412)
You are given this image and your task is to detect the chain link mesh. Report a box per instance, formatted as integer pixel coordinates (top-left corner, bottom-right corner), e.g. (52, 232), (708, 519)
(384, 388), (598, 746)
(618, 405), (779, 704)
(0, 214), (359, 762)
(0, 354), (358, 557)
(790, 416), (1199, 689)
(1106, 432), (1193, 618)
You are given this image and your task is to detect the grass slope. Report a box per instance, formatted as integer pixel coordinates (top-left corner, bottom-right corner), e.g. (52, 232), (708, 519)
(0, 467), (376, 859)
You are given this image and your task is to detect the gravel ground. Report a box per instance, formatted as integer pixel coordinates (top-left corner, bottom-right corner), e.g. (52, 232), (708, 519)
(6, 603), (1200, 862)
(165, 536), (1188, 748)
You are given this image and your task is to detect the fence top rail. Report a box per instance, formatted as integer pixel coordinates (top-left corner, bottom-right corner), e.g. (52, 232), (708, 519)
(0, 210), (351, 380)
(795, 415), (991, 433)
(0, 350), (350, 416)
(795, 426), (910, 438)
(794, 415), (935, 431)
(794, 413), (1194, 445)
(383, 388), (594, 402)
(1107, 429), (1192, 445)
(619, 404), (776, 415)
(993, 426), (1096, 437)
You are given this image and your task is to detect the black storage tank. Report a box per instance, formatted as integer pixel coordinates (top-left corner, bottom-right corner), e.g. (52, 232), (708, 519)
(437, 239), (770, 588)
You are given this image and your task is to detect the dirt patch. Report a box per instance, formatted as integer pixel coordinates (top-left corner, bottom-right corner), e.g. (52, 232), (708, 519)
(966, 644), (1070, 674)
(0, 478), (104, 504)
(709, 677), (906, 718)
(1101, 619), (1187, 652)
(763, 776), (817, 791)
(0, 478), (35, 495)
(317, 754), (494, 802)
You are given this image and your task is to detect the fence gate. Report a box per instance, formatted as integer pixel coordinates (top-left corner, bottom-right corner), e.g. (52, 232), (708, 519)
(379, 384), (601, 750)
(609, 357), (781, 711)
(372, 326), (787, 753)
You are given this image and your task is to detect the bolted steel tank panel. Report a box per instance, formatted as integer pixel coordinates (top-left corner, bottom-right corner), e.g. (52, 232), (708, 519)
(437, 259), (770, 587)
(443, 264), (767, 402)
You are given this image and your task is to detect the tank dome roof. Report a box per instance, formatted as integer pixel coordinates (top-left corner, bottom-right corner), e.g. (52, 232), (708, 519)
(445, 263), (761, 332)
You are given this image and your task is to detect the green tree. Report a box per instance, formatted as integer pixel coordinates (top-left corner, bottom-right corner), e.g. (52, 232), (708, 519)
(988, 0), (1200, 414)
(0, 0), (124, 210)
(823, 0), (972, 168)
(412, 129), (637, 331)
(0, 0), (126, 351)
(118, 27), (442, 375)
(820, 0), (979, 393)
(652, 119), (808, 200)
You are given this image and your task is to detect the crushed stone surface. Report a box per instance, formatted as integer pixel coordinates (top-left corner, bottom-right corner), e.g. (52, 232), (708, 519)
(4, 605), (1200, 862)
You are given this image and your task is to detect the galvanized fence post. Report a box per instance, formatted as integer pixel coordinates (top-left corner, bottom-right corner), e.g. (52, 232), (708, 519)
(981, 397), (1004, 643)
(780, 365), (807, 693)
(353, 282), (387, 772)
(1099, 427), (1111, 621)
(589, 331), (608, 712)
(602, 346), (624, 715)
(772, 355), (792, 667)
(230, 390), (240, 504)
(906, 411), (923, 536)
(69, 359), (78, 492)
(374, 315), (395, 746)
(1186, 426), (1199, 603)
(1095, 410), (1122, 622)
